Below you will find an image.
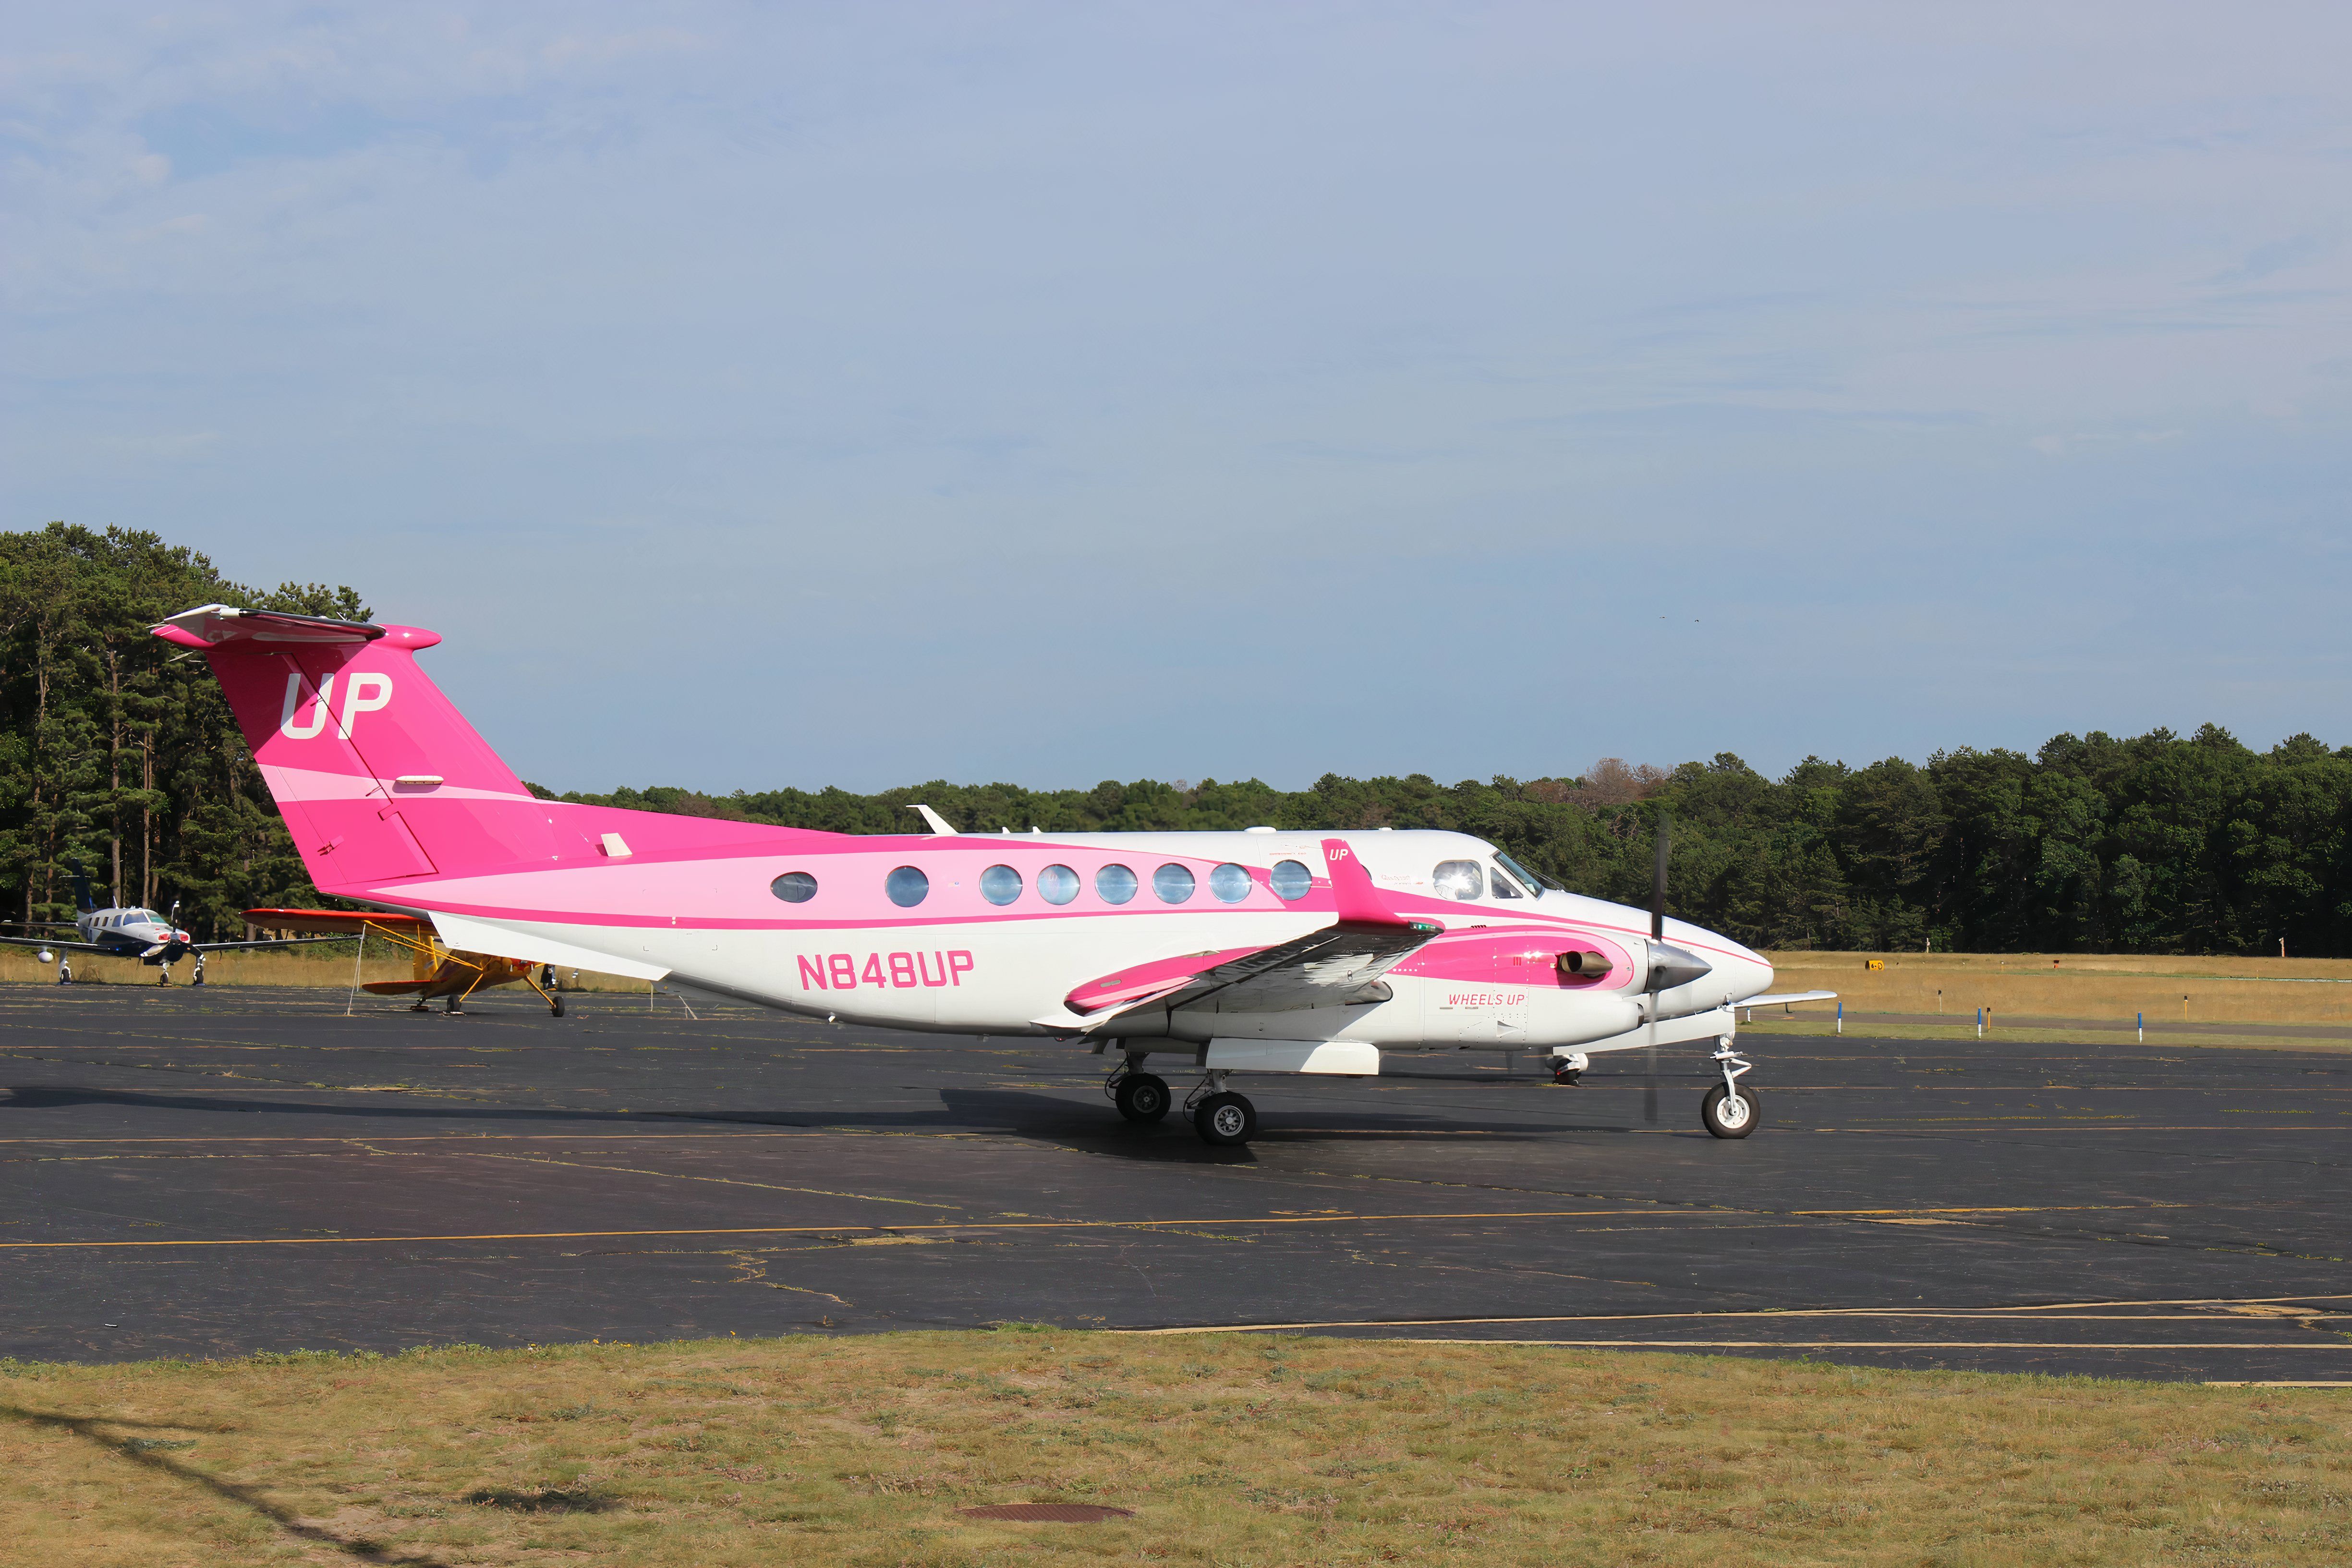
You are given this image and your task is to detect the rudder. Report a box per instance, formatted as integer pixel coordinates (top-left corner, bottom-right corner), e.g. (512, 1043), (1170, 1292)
(155, 606), (589, 893)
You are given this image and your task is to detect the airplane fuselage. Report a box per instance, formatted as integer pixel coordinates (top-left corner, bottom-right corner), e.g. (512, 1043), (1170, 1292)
(399, 825), (1773, 1055)
(72, 908), (194, 963)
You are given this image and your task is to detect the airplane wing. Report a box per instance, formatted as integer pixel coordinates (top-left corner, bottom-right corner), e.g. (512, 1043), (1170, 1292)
(1741, 990), (1838, 1007)
(190, 936), (358, 952)
(1050, 920), (1436, 1031)
(0, 934), (122, 956)
(239, 909), (432, 938)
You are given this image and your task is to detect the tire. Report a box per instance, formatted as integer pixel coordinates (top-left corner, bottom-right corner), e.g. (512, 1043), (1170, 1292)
(1551, 1066), (1582, 1086)
(1115, 1072), (1171, 1123)
(1701, 1082), (1760, 1139)
(550, 994), (566, 1017)
(1193, 1092), (1257, 1147)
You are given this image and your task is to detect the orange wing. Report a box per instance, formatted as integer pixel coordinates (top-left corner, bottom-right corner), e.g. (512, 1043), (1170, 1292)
(241, 908), (432, 937)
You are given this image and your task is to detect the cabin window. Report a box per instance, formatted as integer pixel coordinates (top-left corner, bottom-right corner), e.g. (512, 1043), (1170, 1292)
(1489, 863), (1526, 898)
(1096, 864), (1139, 904)
(885, 866), (930, 907)
(1432, 860), (1484, 900)
(770, 872), (818, 903)
(980, 864), (1023, 905)
(1037, 864), (1081, 905)
(1153, 863), (1196, 904)
(1270, 859), (1313, 900)
(1208, 863), (1252, 903)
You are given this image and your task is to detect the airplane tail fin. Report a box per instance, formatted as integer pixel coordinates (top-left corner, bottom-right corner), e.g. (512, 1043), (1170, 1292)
(66, 860), (94, 913)
(153, 606), (592, 895)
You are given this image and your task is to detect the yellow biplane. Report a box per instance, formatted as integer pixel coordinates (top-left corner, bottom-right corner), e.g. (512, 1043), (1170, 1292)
(242, 908), (565, 1015)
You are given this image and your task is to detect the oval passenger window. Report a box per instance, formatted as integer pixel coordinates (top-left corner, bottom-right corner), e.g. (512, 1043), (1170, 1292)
(1432, 860), (1484, 900)
(979, 864), (1022, 905)
(1153, 863), (1196, 903)
(885, 866), (930, 907)
(1037, 864), (1080, 905)
(1095, 864), (1139, 905)
(1208, 863), (1252, 903)
(770, 871), (818, 903)
(1270, 859), (1313, 900)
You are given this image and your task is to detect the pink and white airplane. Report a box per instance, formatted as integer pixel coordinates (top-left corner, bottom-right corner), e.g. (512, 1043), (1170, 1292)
(154, 605), (1828, 1147)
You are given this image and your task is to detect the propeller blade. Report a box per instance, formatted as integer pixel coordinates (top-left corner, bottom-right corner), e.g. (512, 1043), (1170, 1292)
(1645, 808), (1669, 1123)
(1651, 808), (1668, 942)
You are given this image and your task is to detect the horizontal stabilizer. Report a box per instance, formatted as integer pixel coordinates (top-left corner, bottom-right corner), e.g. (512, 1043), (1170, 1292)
(426, 911), (667, 982)
(152, 604), (392, 650)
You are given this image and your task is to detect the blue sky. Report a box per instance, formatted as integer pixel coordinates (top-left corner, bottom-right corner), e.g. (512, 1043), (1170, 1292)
(6, 3), (2348, 792)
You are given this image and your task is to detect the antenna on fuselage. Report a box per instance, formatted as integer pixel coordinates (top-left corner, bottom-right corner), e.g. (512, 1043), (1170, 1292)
(1645, 810), (1669, 1124)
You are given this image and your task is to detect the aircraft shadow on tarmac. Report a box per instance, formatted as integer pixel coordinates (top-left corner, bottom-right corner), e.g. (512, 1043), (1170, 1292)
(2, 1083), (1599, 1152)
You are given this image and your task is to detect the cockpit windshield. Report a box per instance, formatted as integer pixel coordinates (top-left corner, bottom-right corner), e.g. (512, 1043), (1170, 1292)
(1495, 851), (1563, 894)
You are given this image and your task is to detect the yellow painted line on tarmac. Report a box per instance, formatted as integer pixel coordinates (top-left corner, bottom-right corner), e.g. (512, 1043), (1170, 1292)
(1115, 1293), (2352, 1334)
(1272, 1339), (2352, 1351)
(0, 1207), (1698, 1249)
(1823, 1124), (2351, 1133)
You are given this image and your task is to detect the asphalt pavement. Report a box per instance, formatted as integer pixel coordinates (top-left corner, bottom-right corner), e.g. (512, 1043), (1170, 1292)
(1, 983), (2345, 1382)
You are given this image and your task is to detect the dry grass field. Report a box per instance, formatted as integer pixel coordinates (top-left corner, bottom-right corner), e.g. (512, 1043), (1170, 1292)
(1764, 950), (2352, 1030)
(3, 1332), (2346, 1568)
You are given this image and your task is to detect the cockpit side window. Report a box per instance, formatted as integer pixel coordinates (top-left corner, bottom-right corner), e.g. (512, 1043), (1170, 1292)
(1489, 863), (1526, 898)
(1432, 860), (1484, 900)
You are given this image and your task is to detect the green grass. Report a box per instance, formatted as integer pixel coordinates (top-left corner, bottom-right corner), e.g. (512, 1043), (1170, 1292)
(3, 1332), (2347, 1565)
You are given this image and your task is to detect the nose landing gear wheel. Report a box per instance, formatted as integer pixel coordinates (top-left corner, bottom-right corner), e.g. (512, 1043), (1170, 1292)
(1701, 1082), (1759, 1139)
(1114, 1072), (1170, 1123)
(1193, 1091), (1257, 1147)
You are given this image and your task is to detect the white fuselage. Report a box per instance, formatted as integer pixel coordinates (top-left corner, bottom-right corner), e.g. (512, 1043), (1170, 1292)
(412, 828), (1773, 1056)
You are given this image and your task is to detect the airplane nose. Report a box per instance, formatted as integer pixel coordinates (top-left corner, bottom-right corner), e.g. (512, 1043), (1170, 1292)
(1720, 944), (1774, 1002)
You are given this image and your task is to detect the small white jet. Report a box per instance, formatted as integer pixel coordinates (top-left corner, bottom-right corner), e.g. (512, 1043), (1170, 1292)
(153, 604), (1831, 1143)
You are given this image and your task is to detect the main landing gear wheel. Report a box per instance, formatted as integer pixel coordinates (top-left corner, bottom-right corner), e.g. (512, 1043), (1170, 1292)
(549, 994), (565, 1017)
(1115, 1072), (1171, 1123)
(1193, 1091), (1257, 1147)
(1701, 1082), (1760, 1139)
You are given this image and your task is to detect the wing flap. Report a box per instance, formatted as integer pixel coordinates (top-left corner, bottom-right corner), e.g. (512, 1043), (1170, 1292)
(1061, 920), (1434, 1031)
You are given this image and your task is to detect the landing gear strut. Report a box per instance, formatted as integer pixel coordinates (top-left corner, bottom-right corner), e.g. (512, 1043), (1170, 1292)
(1701, 1040), (1759, 1138)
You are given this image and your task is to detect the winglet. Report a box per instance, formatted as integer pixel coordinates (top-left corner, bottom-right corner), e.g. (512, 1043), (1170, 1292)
(1319, 837), (1401, 924)
(907, 804), (956, 835)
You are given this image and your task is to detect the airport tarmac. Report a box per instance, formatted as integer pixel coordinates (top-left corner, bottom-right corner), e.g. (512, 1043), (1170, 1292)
(0, 985), (2344, 1383)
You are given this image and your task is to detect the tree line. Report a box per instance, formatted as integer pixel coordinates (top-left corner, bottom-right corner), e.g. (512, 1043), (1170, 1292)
(0, 524), (368, 936)
(9, 525), (2346, 954)
(551, 725), (2352, 957)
